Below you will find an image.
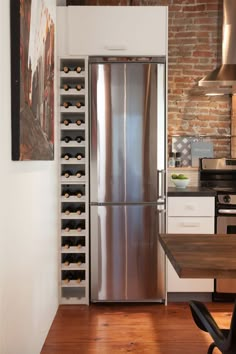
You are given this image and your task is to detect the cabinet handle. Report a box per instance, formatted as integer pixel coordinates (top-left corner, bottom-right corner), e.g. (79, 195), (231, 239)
(185, 205), (195, 211)
(104, 45), (127, 51)
(179, 222), (200, 228)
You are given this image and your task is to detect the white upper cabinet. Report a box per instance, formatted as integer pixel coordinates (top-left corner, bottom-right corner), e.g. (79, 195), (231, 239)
(57, 6), (168, 56)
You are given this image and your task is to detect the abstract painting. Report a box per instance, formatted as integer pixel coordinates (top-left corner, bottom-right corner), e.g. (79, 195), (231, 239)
(11, 0), (55, 160)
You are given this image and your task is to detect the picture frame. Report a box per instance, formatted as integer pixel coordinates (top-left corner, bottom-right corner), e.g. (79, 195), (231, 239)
(10, 0), (55, 161)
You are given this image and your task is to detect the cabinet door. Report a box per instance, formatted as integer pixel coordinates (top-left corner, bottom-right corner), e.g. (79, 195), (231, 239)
(167, 216), (214, 292)
(66, 7), (168, 56)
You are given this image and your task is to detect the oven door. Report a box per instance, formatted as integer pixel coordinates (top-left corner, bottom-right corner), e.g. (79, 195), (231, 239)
(216, 215), (236, 294)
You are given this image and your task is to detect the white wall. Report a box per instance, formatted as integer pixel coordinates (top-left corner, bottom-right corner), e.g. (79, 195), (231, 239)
(0, 2), (59, 354)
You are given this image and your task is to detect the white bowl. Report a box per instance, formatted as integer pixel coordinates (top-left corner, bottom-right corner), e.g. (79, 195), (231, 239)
(171, 178), (190, 189)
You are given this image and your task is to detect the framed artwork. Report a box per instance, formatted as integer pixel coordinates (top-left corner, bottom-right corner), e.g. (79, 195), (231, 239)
(10, 0), (55, 160)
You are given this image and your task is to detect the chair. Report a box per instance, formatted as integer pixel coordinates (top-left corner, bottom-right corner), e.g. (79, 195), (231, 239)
(189, 300), (236, 354)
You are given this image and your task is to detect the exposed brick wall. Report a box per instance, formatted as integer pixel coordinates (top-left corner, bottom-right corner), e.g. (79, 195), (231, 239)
(166, 0), (231, 158)
(67, 0), (232, 157)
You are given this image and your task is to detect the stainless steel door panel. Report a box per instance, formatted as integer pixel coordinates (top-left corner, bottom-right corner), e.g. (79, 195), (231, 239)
(90, 204), (165, 302)
(90, 62), (160, 203)
(216, 216), (236, 293)
(217, 216), (236, 234)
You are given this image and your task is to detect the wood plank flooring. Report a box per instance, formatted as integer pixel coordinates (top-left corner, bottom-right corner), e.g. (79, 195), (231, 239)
(41, 302), (233, 354)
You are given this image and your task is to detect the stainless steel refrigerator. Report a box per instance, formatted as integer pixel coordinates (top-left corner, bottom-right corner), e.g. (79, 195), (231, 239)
(89, 57), (166, 302)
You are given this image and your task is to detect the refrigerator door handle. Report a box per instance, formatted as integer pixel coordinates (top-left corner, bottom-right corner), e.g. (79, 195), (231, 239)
(156, 207), (166, 233)
(156, 207), (166, 297)
(157, 169), (166, 201)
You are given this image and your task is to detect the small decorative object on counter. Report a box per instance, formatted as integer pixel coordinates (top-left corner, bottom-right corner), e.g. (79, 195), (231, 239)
(168, 152), (176, 167)
(171, 173), (190, 189)
(175, 152), (182, 167)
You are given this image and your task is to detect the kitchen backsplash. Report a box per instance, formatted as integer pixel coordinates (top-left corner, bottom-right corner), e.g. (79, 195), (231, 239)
(171, 136), (214, 167)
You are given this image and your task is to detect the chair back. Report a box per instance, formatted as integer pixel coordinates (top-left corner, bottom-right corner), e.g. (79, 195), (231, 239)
(189, 301), (225, 341)
(226, 300), (236, 352)
(189, 301), (208, 332)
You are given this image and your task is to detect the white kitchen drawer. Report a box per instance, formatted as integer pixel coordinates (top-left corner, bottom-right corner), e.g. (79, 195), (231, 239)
(168, 197), (215, 217)
(167, 262), (214, 292)
(168, 216), (215, 234)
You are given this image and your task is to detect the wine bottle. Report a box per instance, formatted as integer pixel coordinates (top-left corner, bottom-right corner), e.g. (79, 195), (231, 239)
(62, 238), (73, 249)
(62, 170), (72, 178)
(75, 102), (84, 109)
(63, 254), (75, 266)
(75, 136), (84, 144)
(63, 102), (72, 109)
(76, 190), (83, 198)
(75, 84), (82, 91)
(62, 153), (72, 160)
(62, 136), (71, 143)
(76, 119), (83, 126)
(75, 153), (84, 160)
(63, 190), (70, 198)
(62, 119), (71, 126)
(75, 255), (85, 266)
(75, 66), (82, 73)
(63, 84), (70, 91)
(76, 225), (82, 233)
(62, 271), (74, 284)
(64, 207), (73, 215)
(76, 222), (84, 233)
(76, 242), (82, 249)
(63, 66), (70, 73)
(64, 222), (75, 232)
(76, 207), (84, 215)
(75, 171), (84, 178)
(62, 255), (70, 266)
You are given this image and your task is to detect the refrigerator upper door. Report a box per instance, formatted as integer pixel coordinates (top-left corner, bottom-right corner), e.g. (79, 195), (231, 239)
(90, 204), (165, 302)
(90, 60), (166, 203)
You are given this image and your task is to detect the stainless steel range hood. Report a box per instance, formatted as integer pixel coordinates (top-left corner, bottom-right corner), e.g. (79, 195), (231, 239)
(198, 0), (236, 95)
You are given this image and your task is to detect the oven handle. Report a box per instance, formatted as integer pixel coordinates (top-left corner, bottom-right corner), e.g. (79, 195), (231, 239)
(218, 209), (236, 215)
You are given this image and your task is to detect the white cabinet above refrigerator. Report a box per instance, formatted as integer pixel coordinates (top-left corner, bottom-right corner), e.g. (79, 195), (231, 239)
(56, 6), (168, 56)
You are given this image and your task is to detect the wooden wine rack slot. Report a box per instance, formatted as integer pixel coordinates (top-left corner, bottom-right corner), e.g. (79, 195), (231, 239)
(61, 280), (86, 288)
(61, 263), (86, 270)
(60, 88), (86, 95)
(61, 213), (86, 219)
(61, 142), (86, 148)
(60, 71), (85, 78)
(61, 176), (86, 183)
(60, 107), (86, 113)
(59, 57), (89, 305)
(61, 196), (86, 202)
(60, 123), (85, 130)
(61, 246), (87, 253)
(61, 229), (87, 235)
(60, 158), (85, 164)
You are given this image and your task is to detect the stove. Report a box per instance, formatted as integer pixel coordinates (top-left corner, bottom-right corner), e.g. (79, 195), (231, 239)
(200, 157), (236, 209)
(200, 158), (236, 301)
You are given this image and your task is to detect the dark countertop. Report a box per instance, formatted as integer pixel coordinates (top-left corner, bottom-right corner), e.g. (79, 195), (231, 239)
(159, 233), (236, 278)
(168, 186), (216, 197)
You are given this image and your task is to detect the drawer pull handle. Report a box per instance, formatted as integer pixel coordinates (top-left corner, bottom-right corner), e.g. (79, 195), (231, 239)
(104, 45), (127, 51)
(185, 205), (195, 210)
(180, 223), (200, 228)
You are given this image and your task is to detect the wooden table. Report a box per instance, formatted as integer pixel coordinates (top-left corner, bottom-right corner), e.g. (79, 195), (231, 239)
(159, 234), (236, 279)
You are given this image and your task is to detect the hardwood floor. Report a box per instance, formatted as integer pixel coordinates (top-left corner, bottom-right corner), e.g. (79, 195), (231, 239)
(41, 302), (233, 354)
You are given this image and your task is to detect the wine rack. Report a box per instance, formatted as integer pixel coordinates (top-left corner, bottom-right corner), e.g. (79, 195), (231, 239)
(59, 57), (89, 304)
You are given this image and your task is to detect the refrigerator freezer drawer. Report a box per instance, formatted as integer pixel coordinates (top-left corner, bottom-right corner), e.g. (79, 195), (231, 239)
(90, 204), (165, 302)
